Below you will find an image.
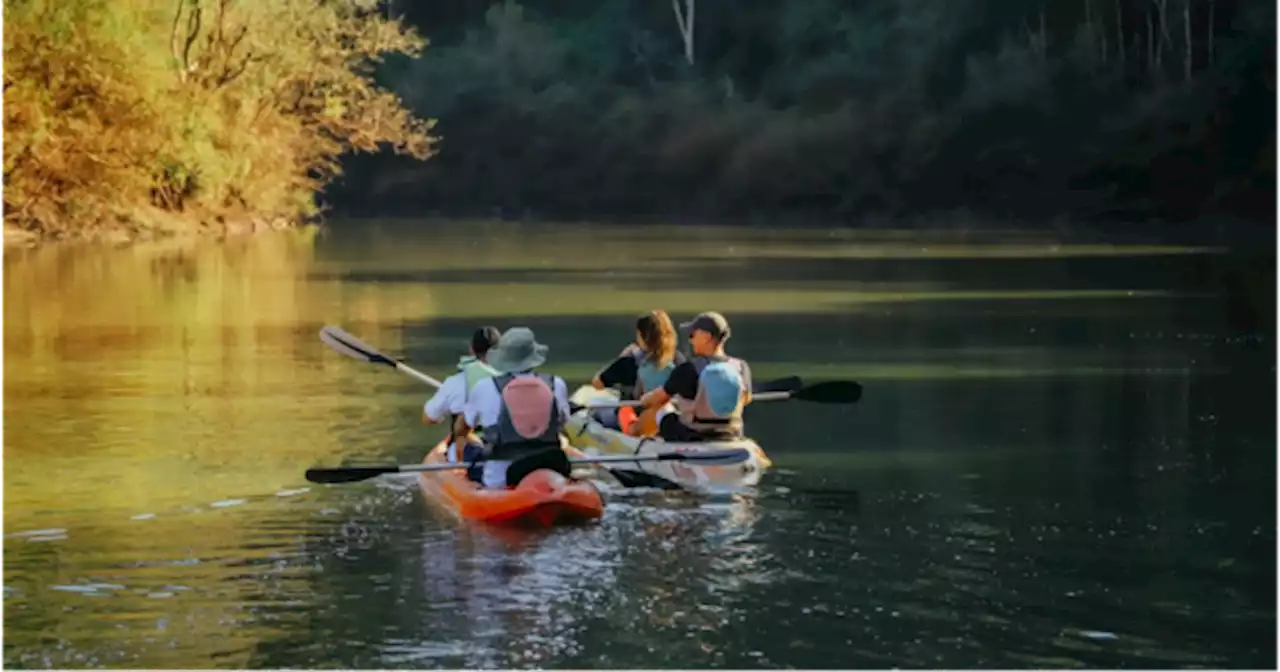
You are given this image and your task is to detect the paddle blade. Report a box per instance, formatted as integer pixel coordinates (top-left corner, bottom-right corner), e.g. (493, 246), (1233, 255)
(654, 448), (751, 465)
(305, 465), (399, 484)
(320, 326), (394, 366)
(754, 376), (804, 394)
(792, 380), (863, 404)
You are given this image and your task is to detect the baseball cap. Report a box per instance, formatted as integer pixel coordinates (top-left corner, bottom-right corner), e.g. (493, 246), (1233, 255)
(680, 311), (731, 341)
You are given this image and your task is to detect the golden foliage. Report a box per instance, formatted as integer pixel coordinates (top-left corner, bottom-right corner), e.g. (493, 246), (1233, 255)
(3, 0), (436, 239)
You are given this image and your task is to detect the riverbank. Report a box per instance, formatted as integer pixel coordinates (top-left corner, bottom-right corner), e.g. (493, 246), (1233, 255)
(9, 207), (1272, 252)
(2, 217), (300, 250)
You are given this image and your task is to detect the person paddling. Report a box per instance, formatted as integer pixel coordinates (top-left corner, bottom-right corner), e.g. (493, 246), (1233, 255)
(461, 327), (574, 489)
(422, 326), (502, 482)
(636, 311), (753, 442)
(590, 309), (686, 436)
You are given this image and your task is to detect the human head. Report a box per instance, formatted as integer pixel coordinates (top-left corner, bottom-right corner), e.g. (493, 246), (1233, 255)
(634, 310), (677, 367)
(469, 326), (502, 359)
(486, 327), (549, 373)
(680, 311), (731, 356)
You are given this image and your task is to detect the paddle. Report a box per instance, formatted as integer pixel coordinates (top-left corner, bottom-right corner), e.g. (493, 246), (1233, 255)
(320, 324), (817, 411)
(320, 325), (444, 389)
(752, 380), (862, 404)
(583, 379), (862, 409)
(305, 448), (752, 484)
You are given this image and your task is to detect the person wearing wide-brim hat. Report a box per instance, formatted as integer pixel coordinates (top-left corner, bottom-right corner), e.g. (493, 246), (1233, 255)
(634, 311), (755, 443)
(459, 327), (574, 488)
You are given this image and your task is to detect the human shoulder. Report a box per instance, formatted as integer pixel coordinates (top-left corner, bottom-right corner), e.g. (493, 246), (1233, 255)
(671, 359), (697, 376)
(468, 375), (502, 400)
(551, 375), (570, 396)
(664, 360), (699, 397)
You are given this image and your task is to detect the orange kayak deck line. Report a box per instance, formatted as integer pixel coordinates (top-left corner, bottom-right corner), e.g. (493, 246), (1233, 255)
(417, 439), (605, 528)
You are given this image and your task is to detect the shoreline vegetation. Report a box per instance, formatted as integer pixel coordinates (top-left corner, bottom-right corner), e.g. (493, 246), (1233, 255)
(3, 0), (1273, 246)
(330, 0), (1274, 229)
(3, 0), (434, 245)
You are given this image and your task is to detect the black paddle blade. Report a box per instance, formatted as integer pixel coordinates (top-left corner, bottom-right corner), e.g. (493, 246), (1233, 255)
(305, 465), (399, 484)
(607, 469), (685, 490)
(319, 326), (394, 366)
(654, 448), (751, 465)
(793, 380), (863, 404)
(754, 376), (804, 394)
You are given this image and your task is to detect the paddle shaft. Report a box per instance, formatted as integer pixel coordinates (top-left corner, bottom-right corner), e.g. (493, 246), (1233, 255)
(305, 448), (751, 484)
(394, 361), (444, 389)
(321, 325), (822, 410)
(583, 382), (858, 409)
(422, 451), (744, 471)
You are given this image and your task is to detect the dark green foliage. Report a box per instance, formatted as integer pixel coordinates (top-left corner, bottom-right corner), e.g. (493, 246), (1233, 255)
(330, 0), (1274, 224)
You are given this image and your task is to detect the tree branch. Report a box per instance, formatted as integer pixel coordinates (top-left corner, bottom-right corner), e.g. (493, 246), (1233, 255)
(181, 0), (203, 79)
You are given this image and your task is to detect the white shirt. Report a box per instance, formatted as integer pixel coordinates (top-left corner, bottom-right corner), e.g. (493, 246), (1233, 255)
(463, 373), (571, 430)
(423, 371), (469, 423)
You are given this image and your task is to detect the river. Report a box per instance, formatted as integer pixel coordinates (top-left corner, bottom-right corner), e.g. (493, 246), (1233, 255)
(3, 219), (1274, 668)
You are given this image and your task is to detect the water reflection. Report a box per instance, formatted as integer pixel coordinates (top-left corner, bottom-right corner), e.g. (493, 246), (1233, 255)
(4, 222), (1273, 669)
(3, 230), (426, 530)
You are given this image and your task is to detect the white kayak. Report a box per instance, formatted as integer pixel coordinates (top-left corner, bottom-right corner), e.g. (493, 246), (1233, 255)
(565, 386), (772, 493)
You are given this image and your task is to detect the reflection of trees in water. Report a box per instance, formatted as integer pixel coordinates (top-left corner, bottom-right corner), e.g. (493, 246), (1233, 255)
(3, 230), (446, 518)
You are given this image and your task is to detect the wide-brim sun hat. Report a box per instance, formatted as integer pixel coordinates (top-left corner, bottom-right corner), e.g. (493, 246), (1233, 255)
(486, 327), (549, 373)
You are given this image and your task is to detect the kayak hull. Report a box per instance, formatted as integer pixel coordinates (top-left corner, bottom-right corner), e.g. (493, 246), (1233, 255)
(564, 387), (771, 493)
(417, 438), (605, 528)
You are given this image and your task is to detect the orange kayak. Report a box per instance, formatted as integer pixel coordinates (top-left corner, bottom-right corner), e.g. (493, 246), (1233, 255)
(417, 437), (605, 528)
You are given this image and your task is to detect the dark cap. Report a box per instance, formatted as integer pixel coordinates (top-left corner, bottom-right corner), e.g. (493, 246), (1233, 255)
(680, 311), (731, 340)
(470, 326), (502, 356)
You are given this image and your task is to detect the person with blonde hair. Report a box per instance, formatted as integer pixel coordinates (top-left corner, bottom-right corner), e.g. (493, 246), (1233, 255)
(591, 309), (686, 436)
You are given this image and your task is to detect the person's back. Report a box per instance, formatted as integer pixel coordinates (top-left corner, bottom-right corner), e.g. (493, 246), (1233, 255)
(463, 327), (573, 488)
(591, 310), (684, 435)
(423, 327), (502, 471)
(635, 312), (752, 443)
(676, 352), (750, 440)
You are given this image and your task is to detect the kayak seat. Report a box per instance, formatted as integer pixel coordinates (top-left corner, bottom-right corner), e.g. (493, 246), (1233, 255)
(513, 468), (570, 495)
(505, 448), (573, 488)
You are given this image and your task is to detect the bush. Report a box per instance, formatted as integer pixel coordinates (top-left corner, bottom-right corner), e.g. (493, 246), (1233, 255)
(3, 0), (436, 239)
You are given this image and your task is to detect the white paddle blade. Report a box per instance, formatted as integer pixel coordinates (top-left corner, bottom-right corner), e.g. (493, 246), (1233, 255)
(319, 325), (388, 364)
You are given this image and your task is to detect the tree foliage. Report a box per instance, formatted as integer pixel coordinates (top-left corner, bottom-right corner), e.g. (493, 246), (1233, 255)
(334, 0), (1273, 223)
(4, 0), (435, 238)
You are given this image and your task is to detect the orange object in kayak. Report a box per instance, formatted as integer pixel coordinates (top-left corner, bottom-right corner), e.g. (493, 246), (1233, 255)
(417, 438), (605, 528)
(618, 406), (638, 434)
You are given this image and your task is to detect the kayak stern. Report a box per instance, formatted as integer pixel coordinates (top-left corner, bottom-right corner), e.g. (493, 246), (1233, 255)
(418, 439), (605, 529)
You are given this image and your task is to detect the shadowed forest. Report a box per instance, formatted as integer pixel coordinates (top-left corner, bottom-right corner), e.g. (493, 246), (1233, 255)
(3, 0), (1274, 240)
(334, 0), (1276, 224)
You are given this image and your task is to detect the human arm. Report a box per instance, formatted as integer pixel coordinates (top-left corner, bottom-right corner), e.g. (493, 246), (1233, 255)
(591, 353), (638, 390)
(422, 374), (465, 424)
(740, 360), (753, 406)
(554, 377), (572, 423)
(640, 361), (697, 409)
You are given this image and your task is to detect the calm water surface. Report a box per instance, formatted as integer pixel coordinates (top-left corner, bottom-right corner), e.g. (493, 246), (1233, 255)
(3, 220), (1275, 668)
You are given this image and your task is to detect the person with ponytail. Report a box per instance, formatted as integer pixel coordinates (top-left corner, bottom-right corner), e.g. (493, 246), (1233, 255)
(591, 310), (686, 436)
